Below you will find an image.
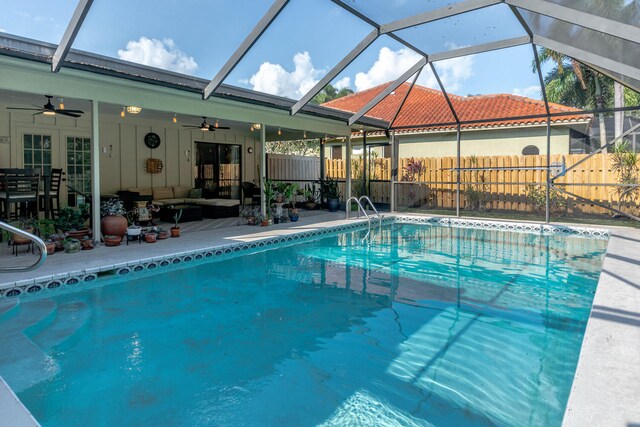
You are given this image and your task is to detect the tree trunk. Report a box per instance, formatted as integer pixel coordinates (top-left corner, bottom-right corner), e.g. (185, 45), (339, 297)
(614, 81), (625, 138)
(595, 76), (607, 153)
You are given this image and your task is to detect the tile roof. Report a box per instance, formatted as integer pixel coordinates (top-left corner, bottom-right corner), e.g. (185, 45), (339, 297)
(322, 82), (591, 134)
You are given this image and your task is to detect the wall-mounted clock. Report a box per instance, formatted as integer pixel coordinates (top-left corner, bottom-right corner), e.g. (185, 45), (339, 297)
(144, 132), (161, 149)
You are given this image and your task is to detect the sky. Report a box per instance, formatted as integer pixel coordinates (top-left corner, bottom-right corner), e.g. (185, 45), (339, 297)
(0, 0), (548, 102)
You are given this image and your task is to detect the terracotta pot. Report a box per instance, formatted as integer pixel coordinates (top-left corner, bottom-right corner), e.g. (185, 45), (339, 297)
(45, 242), (56, 255)
(261, 219), (271, 227)
(145, 233), (157, 243)
(64, 239), (81, 253)
(103, 235), (121, 247)
(12, 229), (33, 245)
(81, 239), (94, 250)
(101, 215), (127, 238)
(66, 229), (90, 240)
(170, 227), (180, 238)
(157, 230), (170, 240)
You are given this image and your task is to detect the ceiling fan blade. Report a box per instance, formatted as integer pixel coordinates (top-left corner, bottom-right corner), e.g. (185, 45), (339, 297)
(58, 109), (84, 114)
(57, 110), (81, 118)
(6, 107), (42, 111)
(214, 126), (231, 130)
(182, 125), (198, 128)
(33, 111), (44, 116)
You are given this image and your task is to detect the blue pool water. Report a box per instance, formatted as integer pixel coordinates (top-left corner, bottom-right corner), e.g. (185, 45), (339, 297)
(0, 223), (608, 426)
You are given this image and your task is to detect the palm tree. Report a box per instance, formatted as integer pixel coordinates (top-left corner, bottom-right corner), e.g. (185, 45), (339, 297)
(534, 47), (609, 150)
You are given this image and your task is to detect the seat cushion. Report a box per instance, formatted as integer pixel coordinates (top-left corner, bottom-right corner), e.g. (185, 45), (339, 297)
(128, 187), (152, 196)
(154, 198), (185, 205)
(210, 198), (240, 207)
(152, 187), (174, 200)
(188, 188), (203, 198)
(172, 186), (191, 198)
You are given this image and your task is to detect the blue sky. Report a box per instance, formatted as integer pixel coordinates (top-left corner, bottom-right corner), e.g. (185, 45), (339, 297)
(0, 0), (547, 101)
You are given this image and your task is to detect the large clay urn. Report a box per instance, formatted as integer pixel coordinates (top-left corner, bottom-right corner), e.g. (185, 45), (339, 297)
(101, 215), (127, 240)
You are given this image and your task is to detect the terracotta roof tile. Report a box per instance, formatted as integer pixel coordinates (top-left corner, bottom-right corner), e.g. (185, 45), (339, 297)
(322, 82), (591, 134)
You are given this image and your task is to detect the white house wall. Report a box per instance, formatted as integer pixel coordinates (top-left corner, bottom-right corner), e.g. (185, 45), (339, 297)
(0, 109), (260, 202)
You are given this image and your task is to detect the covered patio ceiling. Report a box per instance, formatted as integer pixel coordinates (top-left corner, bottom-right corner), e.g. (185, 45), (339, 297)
(0, 0), (638, 131)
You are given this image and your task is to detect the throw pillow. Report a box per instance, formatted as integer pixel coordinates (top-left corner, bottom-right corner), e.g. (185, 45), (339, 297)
(188, 188), (202, 198)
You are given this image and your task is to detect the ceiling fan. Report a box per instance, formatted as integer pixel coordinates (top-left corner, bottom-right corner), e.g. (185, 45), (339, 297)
(6, 95), (84, 118)
(182, 116), (230, 131)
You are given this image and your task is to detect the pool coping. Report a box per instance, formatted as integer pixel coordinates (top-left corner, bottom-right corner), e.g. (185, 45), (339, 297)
(1, 214), (637, 425)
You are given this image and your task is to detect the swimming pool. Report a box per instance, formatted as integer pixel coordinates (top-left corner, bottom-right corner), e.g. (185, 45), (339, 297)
(0, 221), (608, 426)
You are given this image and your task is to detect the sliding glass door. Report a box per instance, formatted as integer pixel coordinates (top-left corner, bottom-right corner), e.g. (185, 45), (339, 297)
(195, 142), (241, 199)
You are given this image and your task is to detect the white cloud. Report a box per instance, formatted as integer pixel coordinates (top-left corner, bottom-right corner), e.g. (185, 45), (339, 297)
(334, 77), (351, 91)
(248, 51), (323, 99)
(428, 56), (474, 93)
(117, 37), (197, 74)
(512, 85), (542, 99)
(0, 28), (5, 33)
(352, 46), (474, 94)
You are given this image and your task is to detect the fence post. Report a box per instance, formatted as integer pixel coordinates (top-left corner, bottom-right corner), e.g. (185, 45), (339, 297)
(545, 119), (551, 223)
(346, 134), (352, 214)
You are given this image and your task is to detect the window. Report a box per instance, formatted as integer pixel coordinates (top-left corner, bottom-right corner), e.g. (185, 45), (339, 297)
(23, 133), (52, 175)
(522, 145), (540, 156)
(67, 137), (91, 206)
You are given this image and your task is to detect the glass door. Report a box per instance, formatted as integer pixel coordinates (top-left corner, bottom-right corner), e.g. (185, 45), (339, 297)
(195, 142), (241, 199)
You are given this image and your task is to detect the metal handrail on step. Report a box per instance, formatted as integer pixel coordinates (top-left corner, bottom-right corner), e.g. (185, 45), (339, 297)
(0, 220), (47, 272)
(345, 196), (377, 245)
(358, 196), (382, 242)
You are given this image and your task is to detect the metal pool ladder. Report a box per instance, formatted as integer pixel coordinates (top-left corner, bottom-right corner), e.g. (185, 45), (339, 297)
(345, 196), (383, 245)
(0, 220), (47, 272)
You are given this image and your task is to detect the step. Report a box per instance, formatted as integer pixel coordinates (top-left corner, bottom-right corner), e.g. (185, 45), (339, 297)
(0, 298), (20, 323)
(32, 300), (91, 352)
(1, 299), (57, 336)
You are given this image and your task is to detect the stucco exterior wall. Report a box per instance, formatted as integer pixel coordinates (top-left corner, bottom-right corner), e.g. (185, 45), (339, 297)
(325, 124), (583, 159)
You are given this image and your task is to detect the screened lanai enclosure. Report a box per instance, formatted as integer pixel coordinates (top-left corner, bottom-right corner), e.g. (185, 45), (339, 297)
(1, 0), (639, 225)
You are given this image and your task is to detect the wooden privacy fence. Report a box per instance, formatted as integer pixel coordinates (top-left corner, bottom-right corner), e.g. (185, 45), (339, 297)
(324, 154), (637, 215)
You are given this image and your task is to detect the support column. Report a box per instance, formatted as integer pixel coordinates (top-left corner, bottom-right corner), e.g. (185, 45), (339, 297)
(362, 131), (367, 197)
(390, 131), (398, 212)
(346, 135), (352, 215)
(260, 124), (266, 218)
(90, 100), (100, 244)
(319, 138), (325, 181)
(545, 119), (551, 223)
(456, 124), (461, 217)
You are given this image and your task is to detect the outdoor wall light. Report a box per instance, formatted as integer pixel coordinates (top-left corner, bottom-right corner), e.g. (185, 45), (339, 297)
(120, 106), (125, 118)
(172, 113), (177, 124)
(278, 128), (282, 136)
(247, 147), (254, 154)
(253, 123), (262, 130)
(126, 106), (142, 114)
(58, 98), (65, 110)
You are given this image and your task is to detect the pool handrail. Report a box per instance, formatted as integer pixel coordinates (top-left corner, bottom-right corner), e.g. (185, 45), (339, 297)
(358, 196), (382, 242)
(345, 196), (375, 245)
(0, 220), (47, 272)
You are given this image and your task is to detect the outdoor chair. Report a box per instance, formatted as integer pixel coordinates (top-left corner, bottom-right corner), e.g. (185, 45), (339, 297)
(241, 181), (261, 208)
(39, 168), (64, 219)
(0, 172), (40, 220)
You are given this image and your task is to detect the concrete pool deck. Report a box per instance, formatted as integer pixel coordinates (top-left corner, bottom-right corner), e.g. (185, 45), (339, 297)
(0, 213), (639, 425)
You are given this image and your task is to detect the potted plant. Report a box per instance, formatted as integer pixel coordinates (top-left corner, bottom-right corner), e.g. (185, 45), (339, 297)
(63, 237), (81, 253)
(262, 179), (277, 226)
(240, 207), (258, 225)
(171, 209), (183, 237)
(103, 235), (121, 247)
(80, 236), (94, 250)
(303, 184), (318, 210)
(37, 219), (57, 254)
(55, 203), (90, 238)
(320, 177), (341, 212)
(100, 198), (127, 243)
(10, 217), (37, 246)
(157, 227), (170, 239)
